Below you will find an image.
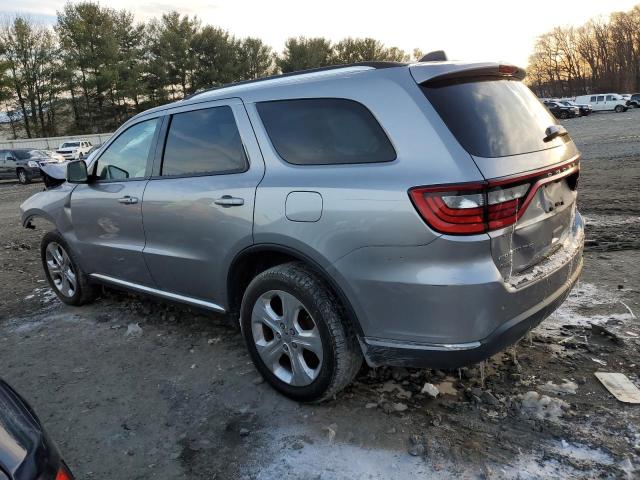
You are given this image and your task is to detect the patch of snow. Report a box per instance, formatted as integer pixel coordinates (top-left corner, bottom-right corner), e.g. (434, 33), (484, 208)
(540, 282), (634, 333)
(539, 380), (578, 395)
(519, 391), (569, 422)
(583, 214), (640, 228)
(251, 426), (434, 480)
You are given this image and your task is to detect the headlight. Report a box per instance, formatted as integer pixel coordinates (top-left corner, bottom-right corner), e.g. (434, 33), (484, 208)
(28, 160), (39, 168)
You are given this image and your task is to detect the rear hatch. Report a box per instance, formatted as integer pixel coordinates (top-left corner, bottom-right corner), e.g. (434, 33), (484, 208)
(410, 63), (582, 284)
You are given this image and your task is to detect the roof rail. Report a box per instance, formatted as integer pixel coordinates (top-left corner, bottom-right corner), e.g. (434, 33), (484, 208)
(183, 61), (408, 100)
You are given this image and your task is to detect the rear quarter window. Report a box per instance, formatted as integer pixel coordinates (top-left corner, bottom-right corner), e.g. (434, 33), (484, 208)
(256, 98), (396, 165)
(420, 78), (563, 158)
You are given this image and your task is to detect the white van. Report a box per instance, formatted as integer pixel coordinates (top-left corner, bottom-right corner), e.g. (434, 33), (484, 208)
(575, 93), (628, 112)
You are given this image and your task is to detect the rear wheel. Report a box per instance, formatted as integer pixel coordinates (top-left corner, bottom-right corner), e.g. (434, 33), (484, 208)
(41, 231), (98, 306)
(240, 262), (362, 402)
(17, 169), (30, 184)
(615, 105), (625, 113)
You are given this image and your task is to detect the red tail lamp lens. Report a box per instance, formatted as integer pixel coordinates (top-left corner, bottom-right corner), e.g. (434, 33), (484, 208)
(56, 465), (74, 480)
(409, 161), (580, 235)
(409, 182), (530, 234)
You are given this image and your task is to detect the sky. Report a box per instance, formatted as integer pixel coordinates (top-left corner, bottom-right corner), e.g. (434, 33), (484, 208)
(2, 0), (639, 66)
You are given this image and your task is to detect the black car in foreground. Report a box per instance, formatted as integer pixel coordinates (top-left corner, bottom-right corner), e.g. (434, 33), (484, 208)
(0, 380), (73, 480)
(543, 100), (580, 119)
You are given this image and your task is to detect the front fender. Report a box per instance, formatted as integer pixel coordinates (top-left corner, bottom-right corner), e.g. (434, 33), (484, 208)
(20, 184), (74, 232)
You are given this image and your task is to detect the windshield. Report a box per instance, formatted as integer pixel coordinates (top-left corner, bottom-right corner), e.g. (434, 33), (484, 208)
(29, 150), (47, 158)
(14, 150), (36, 160)
(61, 142), (80, 148)
(421, 77), (563, 158)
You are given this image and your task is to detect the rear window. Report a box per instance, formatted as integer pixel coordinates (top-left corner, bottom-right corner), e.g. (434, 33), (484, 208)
(256, 98), (396, 165)
(421, 78), (561, 158)
(61, 142), (80, 148)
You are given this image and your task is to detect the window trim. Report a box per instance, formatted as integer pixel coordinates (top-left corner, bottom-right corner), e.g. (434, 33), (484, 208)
(90, 116), (162, 183)
(154, 104), (250, 180)
(256, 97), (397, 167)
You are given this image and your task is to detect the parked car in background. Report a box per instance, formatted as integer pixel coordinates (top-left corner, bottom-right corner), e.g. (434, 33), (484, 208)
(543, 100), (580, 119)
(626, 93), (640, 108)
(0, 149), (62, 184)
(21, 60), (584, 402)
(80, 144), (101, 159)
(0, 379), (74, 479)
(575, 94), (628, 112)
(38, 150), (66, 162)
(559, 100), (592, 116)
(56, 141), (93, 160)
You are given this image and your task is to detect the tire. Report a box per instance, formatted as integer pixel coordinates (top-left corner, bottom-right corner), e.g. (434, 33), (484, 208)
(559, 111), (568, 119)
(41, 230), (98, 306)
(615, 105), (624, 113)
(17, 169), (31, 185)
(240, 262), (362, 402)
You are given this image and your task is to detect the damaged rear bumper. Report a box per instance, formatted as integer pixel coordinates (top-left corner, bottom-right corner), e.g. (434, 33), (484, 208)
(360, 253), (583, 369)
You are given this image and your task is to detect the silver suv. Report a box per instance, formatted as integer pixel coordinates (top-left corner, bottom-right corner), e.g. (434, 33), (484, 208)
(21, 61), (584, 402)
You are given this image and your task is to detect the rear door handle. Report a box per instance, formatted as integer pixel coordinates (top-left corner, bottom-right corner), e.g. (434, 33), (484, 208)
(118, 195), (139, 205)
(214, 195), (244, 207)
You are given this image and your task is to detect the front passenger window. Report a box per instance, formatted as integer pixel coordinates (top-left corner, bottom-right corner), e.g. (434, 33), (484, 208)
(95, 118), (159, 181)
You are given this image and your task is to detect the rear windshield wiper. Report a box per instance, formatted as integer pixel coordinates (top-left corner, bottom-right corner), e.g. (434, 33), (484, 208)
(543, 125), (569, 143)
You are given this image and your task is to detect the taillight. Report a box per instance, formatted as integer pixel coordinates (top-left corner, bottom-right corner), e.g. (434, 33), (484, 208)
(55, 465), (74, 480)
(409, 161), (579, 235)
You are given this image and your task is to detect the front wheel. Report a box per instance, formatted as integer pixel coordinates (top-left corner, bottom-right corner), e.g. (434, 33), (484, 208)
(17, 169), (31, 184)
(559, 111), (568, 119)
(240, 262), (362, 402)
(41, 231), (98, 306)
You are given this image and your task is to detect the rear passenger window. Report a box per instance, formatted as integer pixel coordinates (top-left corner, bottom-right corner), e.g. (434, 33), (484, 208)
(256, 99), (396, 165)
(161, 106), (247, 176)
(590, 96), (596, 102)
(597, 96), (605, 101)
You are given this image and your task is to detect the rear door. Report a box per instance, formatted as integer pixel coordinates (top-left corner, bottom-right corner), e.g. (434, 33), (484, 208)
(70, 116), (162, 285)
(413, 67), (581, 280)
(141, 98), (264, 306)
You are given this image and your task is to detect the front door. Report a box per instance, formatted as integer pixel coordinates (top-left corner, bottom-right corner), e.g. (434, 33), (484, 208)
(142, 99), (264, 306)
(70, 117), (161, 285)
(0, 150), (9, 179)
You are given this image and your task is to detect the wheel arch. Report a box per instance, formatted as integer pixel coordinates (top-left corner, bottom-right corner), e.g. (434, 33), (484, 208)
(227, 244), (364, 337)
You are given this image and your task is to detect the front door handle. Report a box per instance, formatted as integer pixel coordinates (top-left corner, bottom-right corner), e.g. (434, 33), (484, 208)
(118, 195), (139, 205)
(214, 195), (244, 207)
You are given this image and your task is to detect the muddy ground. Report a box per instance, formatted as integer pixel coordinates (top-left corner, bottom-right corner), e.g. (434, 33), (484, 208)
(0, 110), (639, 479)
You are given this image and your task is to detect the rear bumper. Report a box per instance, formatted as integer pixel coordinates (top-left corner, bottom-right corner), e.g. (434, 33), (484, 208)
(329, 209), (584, 368)
(359, 255), (582, 368)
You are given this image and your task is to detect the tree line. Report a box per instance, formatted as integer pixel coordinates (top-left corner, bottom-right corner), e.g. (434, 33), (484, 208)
(0, 2), (424, 139)
(527, 4), (640, 98)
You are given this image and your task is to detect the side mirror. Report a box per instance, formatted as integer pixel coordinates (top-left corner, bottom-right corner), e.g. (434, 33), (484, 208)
(67, 159), (89, 183)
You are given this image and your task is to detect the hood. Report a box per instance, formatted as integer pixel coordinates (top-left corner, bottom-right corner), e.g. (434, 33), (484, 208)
(39, 164), (67, 189)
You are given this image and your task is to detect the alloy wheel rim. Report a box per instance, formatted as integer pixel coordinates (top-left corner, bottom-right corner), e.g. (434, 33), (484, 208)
(251, 290), (323, 386)
(45, 242), (77, 297)
(18, 171), (26, 182)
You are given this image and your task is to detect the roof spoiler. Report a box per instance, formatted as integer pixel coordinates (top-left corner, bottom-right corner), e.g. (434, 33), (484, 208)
(410, 62), (526, 85)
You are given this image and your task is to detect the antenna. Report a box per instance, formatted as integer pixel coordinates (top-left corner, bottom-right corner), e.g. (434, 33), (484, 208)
(419, 50), (448, 62)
